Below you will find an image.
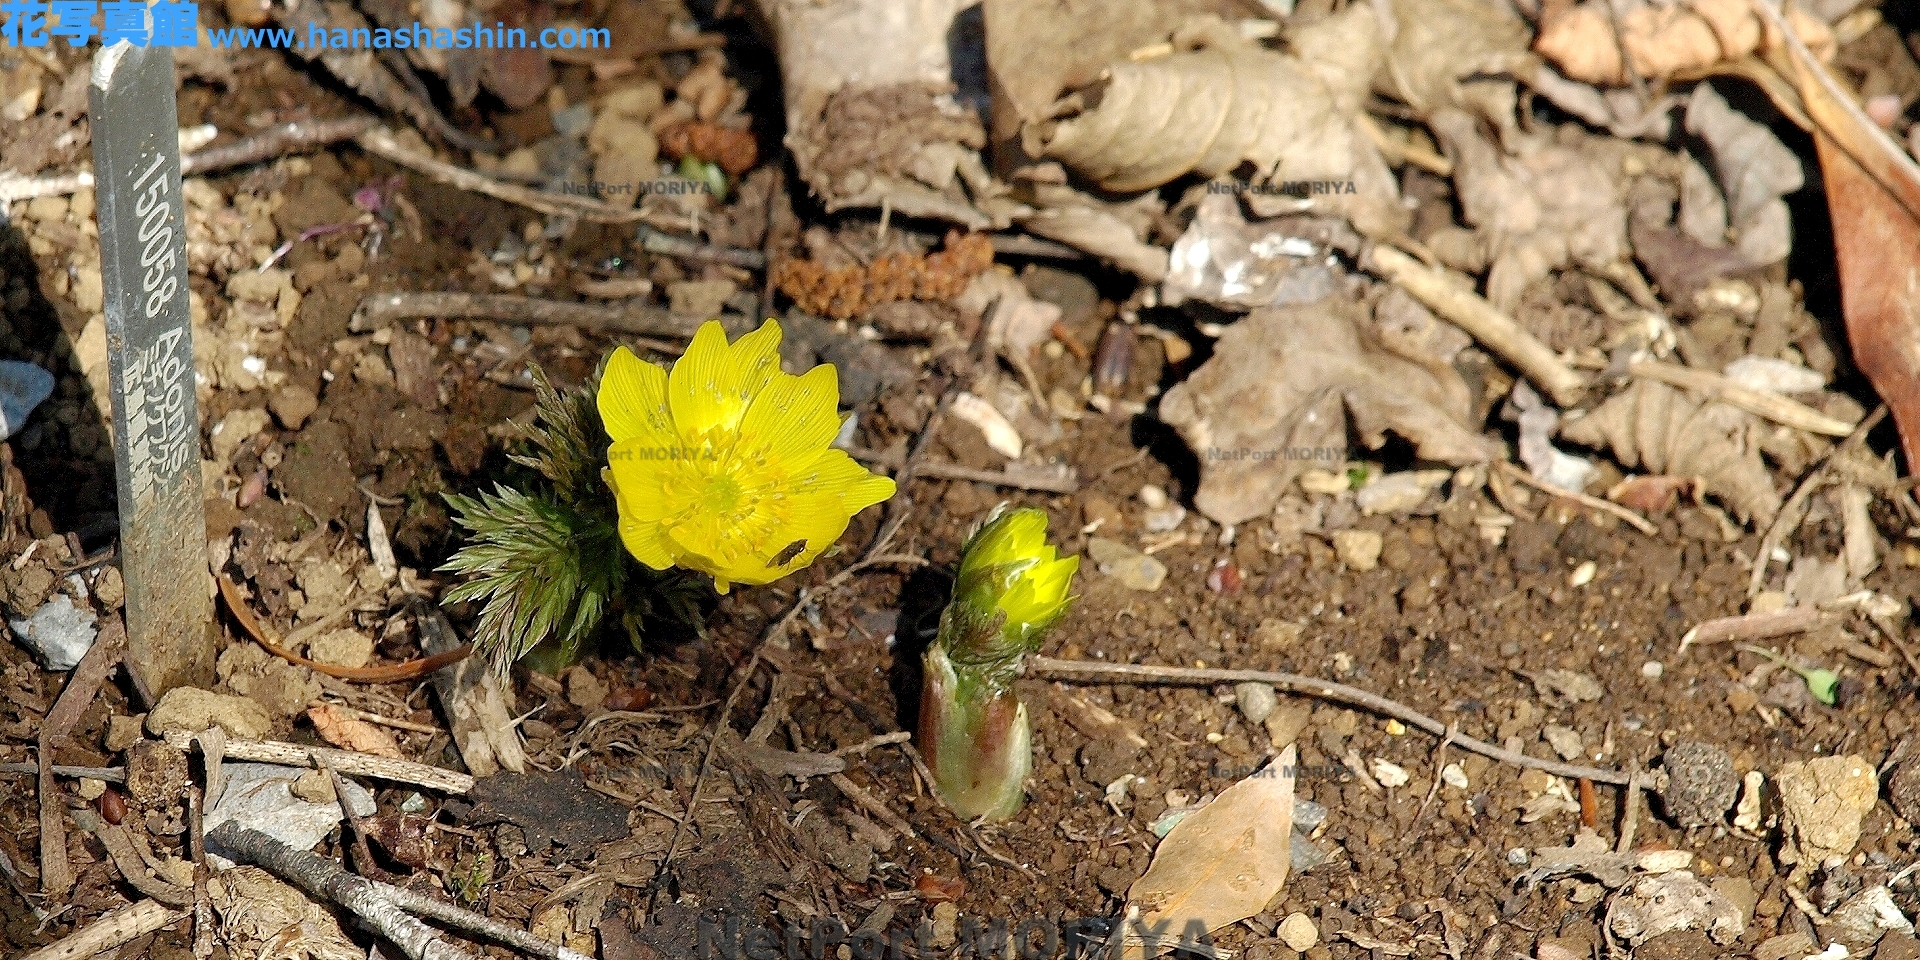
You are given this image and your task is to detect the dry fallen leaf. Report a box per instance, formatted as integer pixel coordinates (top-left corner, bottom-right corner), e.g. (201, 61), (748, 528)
(1680, 84), (1803, 269)
(1429, 109), (1633, 311)
(1159, 297), (1500, 526)
(1559, 380), (1781, 526)
(1122, 746), (1296, 959)
(1751, 0), (1920, 470)
(1024, 8), (1406, 236)
(307, 704), (404, 759)
(1533, 0), (1833, 88)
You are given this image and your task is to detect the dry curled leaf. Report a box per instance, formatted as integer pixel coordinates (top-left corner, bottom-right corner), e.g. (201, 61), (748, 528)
(1680, 84), (1803, 269)
(659, 121), (760, 177)
(774, 230), (994, 320)
(1534, 0), (1833, 87)
(1023, 8), (1404, 235)
(1121, 746), (1296, 959)
(1159, 298), (1502, 525)
(307, 704), (404, 759)
(1429, 109), (1632, 311)
(1560, 380), (1781, 526)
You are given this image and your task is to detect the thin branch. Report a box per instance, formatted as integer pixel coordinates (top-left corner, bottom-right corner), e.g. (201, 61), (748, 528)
(161, 731), (474, 794)
(1495, 461), (1658, 536)
(40, 619), (126, 898)
(350, 291), (722, 340)
(18, 900), (184, 960)
(1028, 656), (1643, 788)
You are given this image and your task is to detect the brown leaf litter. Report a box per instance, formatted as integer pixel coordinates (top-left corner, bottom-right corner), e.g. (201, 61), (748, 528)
(772, 230), (995, 321)
(1558, 379), (1782, 526)
(1158, 293), (1502, 526)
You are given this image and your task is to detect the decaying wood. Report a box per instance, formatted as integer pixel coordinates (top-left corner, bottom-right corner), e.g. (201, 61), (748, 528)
(39, 619), (127, 898)
(416, 597), (525, 777)
(18, 899), (184, 960)
(161, 731), (474, 794)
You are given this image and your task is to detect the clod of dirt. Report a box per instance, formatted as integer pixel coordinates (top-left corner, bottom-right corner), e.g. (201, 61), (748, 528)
(1605, 871), (1745, 947)
(466, 769), (628, 861)
(1158, 301), (1499, 525)
(1085, 537), (1166, 592)
(146, 687), (274, 739)
(268, 384), (318, 431)
(1333, 530), (1383, 572)
(1774, 754), (1878, 868)
(124, 740), (192, 809)
(1824, 886), (1915, 949)
(1277, 912), (1319, 952)
(217, 643), (322, 718)
(1656, 741), (1740, 829)
(1888, 761), (1920, 825)
(306, 629), (374, 669)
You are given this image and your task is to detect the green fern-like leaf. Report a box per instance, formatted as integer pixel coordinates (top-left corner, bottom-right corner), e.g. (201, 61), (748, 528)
(441, 485), (624, 675)
(507, 365), (609, 505)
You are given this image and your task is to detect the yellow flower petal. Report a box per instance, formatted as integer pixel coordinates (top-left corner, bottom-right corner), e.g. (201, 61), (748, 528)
(597, 318), (896, 594)
(738, 364), (843, 464)
(597, 346), (675, 445)
(669, 320), (783, 441)
(602, 464), (676, 570)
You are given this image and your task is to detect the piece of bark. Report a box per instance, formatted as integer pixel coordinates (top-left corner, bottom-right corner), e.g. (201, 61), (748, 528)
(417, 599), (524, 777)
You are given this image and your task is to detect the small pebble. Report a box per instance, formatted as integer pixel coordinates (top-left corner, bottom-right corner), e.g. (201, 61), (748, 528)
(1277, 913), (1319, 952)
(1370, 758), (1411, 788)
(1234, 682), (1278, 724)
(1139, 484), (1169, 510)
(1384, 719), (1407, 736)
(1642, 660), (1664, 679)
(1332, 529), (1383, 571)
(1441, 762), (1468, 790)
(1507, 847), (1531, 866)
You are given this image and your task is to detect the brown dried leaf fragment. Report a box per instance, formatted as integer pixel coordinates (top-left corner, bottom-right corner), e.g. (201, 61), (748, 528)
(1560, 380), (1781, 526)
(1159, 298), (1501, 525)
(307, 704), (405, 759)
(660, 122), (760, 177)
(774, 231), (995, 320)
(1534, 0), (1833, 87)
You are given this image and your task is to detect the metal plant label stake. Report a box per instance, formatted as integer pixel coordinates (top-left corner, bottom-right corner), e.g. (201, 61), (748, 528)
(90, 43), (215, 694)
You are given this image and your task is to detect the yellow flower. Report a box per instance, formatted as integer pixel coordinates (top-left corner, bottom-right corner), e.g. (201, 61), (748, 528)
(596, 319), (895, 592)
(960, 507), (1078, 638)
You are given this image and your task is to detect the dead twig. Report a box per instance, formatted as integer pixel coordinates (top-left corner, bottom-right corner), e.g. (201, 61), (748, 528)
(844, 446), (1078, 493)
(161, 731), (474, 794)
(1679, 605), (1827, 653)
(356, 127), (686, 228)
(0, 762), (123, 781)
(1028, 656), (1642, 787)
(210, 824), (475, 960)
(0, 115), (379, 205)
(1748, 405), (1890, 598)
(18, 900), (185, 960)
(350, 291), (722, 340)
(1494, 461), (1658, 536)
(39, 618), (126, 898)
(218, 573), (471, 682)
(1365, 244), (1587, 406)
